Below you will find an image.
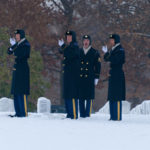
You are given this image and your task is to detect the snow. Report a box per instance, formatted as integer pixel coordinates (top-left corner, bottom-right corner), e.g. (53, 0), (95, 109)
(45, 0), (63, 11)
(99, 101), (131, 114)
(130, 100), (150, 114)
(0, 112), (150, 150)
(0, 98), (150, 150)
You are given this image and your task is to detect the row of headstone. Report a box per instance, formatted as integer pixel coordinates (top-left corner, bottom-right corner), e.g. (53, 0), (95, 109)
(98, 101), (131, 114)
(0, 97), (51, 113)
(98, 100), (150, 115)
(1, 97), (150, 115)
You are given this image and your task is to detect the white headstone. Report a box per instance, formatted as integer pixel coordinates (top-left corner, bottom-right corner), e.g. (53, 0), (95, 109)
(98, 101), (131, 114)
(122, 101), (131, 114)
(98, 102), (109, 114)
(37, 97), (51, 114)
(130, 100), (150, 115)
(0, 97), (15, 112)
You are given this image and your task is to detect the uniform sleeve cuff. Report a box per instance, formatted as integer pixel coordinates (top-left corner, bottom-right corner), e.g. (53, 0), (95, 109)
(95, 74), (100, 79)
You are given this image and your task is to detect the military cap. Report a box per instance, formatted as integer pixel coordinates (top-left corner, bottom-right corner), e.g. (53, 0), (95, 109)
(14, 29), (25, 39)
(109, 34), (120, 44)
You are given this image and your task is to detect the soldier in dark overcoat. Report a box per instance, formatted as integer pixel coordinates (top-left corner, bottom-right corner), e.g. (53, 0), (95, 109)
(58, 31), (80, 119)
(79, 35), (101, 118)
(8, 29), (30, 117)
(103, 34), (126, 121)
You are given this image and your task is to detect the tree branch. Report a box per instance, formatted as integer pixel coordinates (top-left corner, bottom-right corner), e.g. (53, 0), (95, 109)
(51, 0), (65, 13)
(128, 32), (150, 38)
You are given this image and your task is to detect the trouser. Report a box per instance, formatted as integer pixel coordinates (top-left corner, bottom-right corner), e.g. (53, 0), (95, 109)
(109, 100), (122, 121)
(65, 99), (78, 119)
(14, 94), (28, 117)
(79, 99), (93, 118)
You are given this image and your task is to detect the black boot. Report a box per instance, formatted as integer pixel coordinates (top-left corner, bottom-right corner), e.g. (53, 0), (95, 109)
(8, 114), (17, 118)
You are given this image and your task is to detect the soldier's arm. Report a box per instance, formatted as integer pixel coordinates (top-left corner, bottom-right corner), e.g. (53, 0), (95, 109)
(59, 44), (67, 54)
(109, 50), (125, 65)
(104, 51), (111, 62)
(7, 43), (17, 55)
(94, 51), (101, 79)
(15, 44), (30, 59)
(64, 44), (80, 61)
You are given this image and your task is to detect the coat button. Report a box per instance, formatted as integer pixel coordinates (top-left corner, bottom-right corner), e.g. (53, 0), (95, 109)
(85, 68), (88, 71)
(98, 57), (101, 62)
(62, 64), (65, 66)
(81, 61), (84, 64)
(86, 62), (89, 65)
(80, 68), (83, 71)
(85, 75), (88, 78)
(80, 74), (83, 77)
(64, 57), (66, 60)
(62, 71), (64, 73)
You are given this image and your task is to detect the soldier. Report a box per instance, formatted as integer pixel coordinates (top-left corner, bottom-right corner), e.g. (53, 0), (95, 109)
(8, 29), (30, 117)
(58, 31), (80, 119)
(79, 35), (101, 118)
(103, 34), (126, 121)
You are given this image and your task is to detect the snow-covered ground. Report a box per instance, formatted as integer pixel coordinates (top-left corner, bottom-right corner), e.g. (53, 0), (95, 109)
(0, 112), (150, 150)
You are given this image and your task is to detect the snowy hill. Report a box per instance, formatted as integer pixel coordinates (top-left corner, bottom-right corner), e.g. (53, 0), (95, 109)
(0, 112), (150, 150)
(130, 100), (150, 114)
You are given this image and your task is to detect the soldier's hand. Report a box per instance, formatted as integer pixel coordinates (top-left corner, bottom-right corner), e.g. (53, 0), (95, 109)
(58, 39), (64, 47)
(9, 48), (13, 51)
(102, 45), (108, 53)
(10, 38), (16, 46)
(95, 79), (99, 86)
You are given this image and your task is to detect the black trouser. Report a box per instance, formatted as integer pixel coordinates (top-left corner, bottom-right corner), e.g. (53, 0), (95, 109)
(109, 100), (122, 121)
(14, 94), (28, 117)
(65, 99), (78, 119)
(79, 99), (93, 118)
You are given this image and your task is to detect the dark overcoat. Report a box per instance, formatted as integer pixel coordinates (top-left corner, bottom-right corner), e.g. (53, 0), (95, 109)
(79, 47), (101, 99)
(59, 42), (80, 99)
(104, 44), (126, 101)
(8, 39), (30, 95)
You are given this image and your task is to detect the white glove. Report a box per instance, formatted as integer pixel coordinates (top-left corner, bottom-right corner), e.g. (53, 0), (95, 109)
(10, 38), (16, 46)
(102, 45), (108, 53)
(58, 39), (64, 47)
(9, 48), (13, 51)
(95, 79), (99, 86)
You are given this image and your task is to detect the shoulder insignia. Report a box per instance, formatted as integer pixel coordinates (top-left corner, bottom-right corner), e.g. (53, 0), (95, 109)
(25, 42), (30, 47)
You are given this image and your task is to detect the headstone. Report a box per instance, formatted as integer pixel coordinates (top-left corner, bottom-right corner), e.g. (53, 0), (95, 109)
(37, 97), (51, 113)
(98, 101), (131, 114)
(130, 100), (150, 114)
(98, 102), (109, 114)
(0, 97), (15, 112)
(122, 101), (131, 114)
